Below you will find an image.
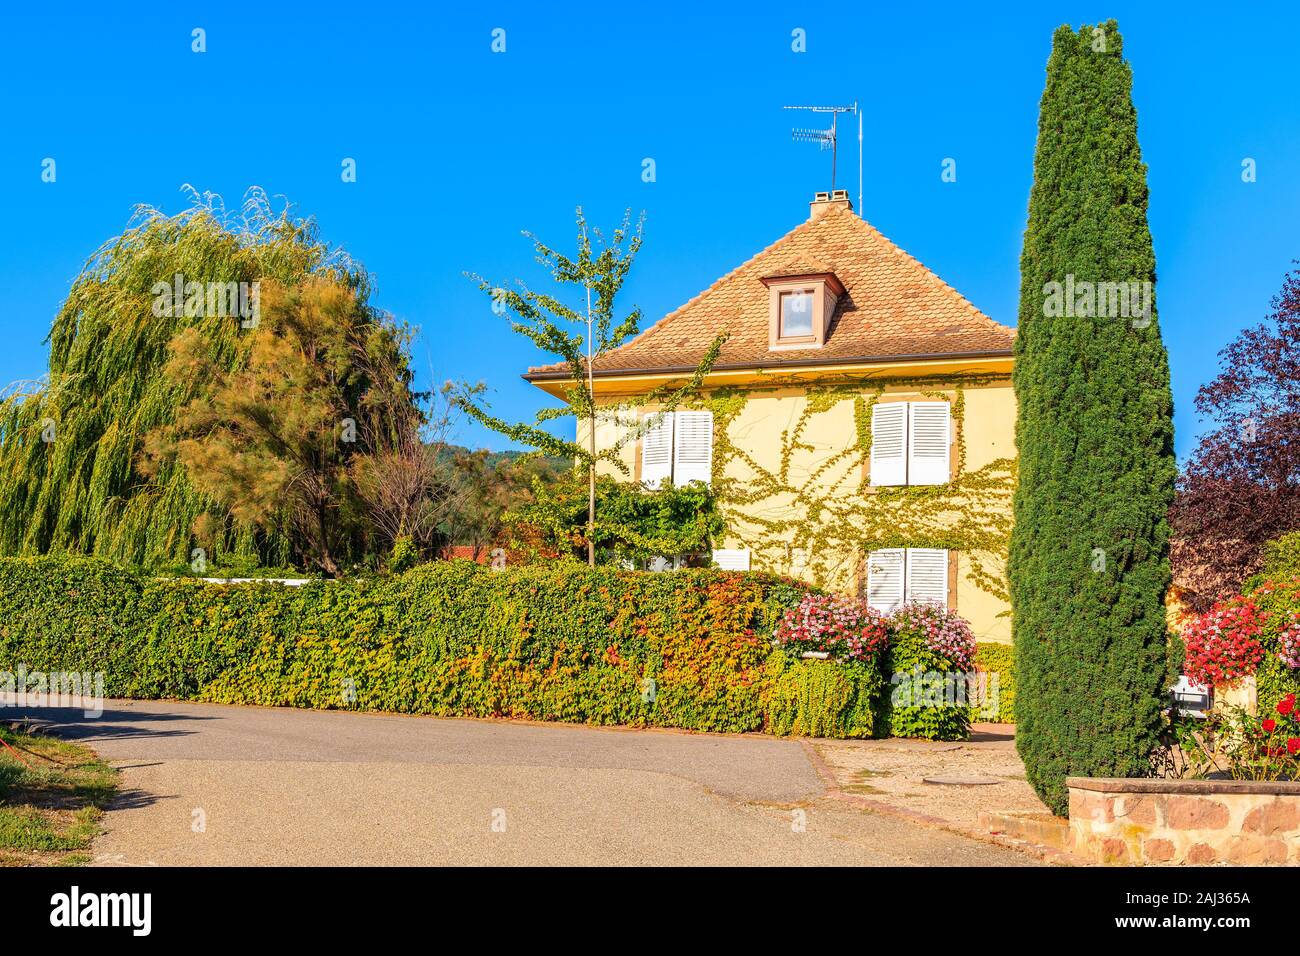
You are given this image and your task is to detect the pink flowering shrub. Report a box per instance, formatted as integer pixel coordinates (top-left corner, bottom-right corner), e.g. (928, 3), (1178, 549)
(881, 602), (977, 740)
(773, 593), (889, 663)
(771, 595), (980, 741)
(887, 601), (976, 671)
(1277, 611), (1300, 670)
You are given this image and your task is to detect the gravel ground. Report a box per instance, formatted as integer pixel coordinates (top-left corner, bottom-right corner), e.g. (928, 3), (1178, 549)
(814, 724), (1050, 827)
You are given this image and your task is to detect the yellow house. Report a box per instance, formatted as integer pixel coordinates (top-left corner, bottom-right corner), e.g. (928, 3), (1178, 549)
(526, 191), (1017, 643)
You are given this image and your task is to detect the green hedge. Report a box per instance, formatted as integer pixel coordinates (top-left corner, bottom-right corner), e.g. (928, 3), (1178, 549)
(0, 557), (999, 739)
(974, 642), (1016, 724)
(1248, 532), (1300, 591)
(0, 556), (872, 735)
(0, 558), (150, 694)
(880, 626), (971, 740)
(761, 655), (881, 738)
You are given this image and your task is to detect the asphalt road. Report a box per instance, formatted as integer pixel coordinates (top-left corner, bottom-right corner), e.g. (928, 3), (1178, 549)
(10, 699), (1037, 866)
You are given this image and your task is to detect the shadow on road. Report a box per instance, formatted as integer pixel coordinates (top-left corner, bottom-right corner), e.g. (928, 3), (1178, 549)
(0, 703), (214, 743)
(108, 786), (169, 811)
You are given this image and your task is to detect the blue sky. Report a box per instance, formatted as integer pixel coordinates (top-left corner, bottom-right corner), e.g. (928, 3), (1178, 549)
(2, 1), (1296, 458)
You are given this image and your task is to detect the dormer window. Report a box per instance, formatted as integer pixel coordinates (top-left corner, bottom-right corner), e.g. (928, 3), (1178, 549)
(763, 272), (846, 350)
(779, 290), (815, 339)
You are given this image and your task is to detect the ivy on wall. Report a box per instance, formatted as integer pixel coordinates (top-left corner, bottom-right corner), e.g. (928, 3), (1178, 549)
(682, 370), (1017, 606)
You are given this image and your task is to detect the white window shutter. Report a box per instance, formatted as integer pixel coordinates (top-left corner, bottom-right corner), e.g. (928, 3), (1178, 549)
(640, 412), (674, 490)
(672, 410), (713, 486)
(870, 403), (907, 486)
(866, 548), (905, 613)
(712, 548), (750, 571)
(907, 401), (951, 486)
(905, 548), (949, 608)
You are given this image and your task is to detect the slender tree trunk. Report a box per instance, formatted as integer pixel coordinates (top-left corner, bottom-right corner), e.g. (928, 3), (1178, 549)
(586, 283), (596, 567)
(587, 416), (596, 566)
(316, 485), (339, 577)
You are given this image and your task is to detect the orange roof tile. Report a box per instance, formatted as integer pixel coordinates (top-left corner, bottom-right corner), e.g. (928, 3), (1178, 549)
(525, 202), (1013, 380)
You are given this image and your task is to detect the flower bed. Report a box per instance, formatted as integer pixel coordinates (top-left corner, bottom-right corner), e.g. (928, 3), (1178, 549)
(1171, 692), (1300, 783)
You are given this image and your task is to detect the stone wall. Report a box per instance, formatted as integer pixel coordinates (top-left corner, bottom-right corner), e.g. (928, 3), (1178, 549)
(1068, 777), (1300, 865)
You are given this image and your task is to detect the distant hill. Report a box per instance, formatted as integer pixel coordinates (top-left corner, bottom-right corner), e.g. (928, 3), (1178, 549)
(434, 444), (571, 470)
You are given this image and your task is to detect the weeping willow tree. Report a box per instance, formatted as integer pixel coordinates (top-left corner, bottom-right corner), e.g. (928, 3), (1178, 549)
(0, 187), (381, 569)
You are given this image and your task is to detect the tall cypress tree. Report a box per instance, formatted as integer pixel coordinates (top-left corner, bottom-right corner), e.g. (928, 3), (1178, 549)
(1011, 21), (1176, 815)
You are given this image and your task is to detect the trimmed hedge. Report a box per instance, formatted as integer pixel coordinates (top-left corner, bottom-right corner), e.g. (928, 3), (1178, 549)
(974, 642), (1016, 724)
(0, 557), (999, 739)
(0, 556), (884, 735)
(761, 655), (880, 738)
(0, 558), (150, 694)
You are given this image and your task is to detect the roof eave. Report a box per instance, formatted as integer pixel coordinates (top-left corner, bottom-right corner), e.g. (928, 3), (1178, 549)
(522, 347), (1015, 383)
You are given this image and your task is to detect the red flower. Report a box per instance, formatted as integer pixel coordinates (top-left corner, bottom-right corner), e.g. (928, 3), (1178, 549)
(1263, 718), (1277, 732)
(1279, 697), (1295, 716)
(1288, 738), (1300, 755)
(1180, 599), (1265, 687)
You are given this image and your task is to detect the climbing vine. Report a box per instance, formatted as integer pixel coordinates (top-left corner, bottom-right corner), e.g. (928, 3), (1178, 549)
(683, 370), (1016, 604)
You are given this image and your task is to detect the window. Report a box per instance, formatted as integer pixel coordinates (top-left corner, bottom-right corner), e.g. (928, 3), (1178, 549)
(763, 273), (844, 350)
(869, 400), (951, 487)
(639, 410), (714, 489)
(711, 548), (751, 570)
(865, 548), (950, 613)
(779, 291), (815, 339)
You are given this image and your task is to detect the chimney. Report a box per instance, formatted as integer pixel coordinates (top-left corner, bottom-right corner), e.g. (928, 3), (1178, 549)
(809, 189), (853, 220)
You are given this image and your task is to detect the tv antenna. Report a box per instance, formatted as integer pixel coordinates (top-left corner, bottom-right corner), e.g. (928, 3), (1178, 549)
(784, 102), (860, 209)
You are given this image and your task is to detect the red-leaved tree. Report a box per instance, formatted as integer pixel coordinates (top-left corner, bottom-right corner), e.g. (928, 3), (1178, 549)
(1172, 266), (1300, 611)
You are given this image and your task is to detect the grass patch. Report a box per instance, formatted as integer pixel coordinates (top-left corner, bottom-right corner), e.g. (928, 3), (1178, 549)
(839, 769), (893, 794)
(0, 724), (117, 866)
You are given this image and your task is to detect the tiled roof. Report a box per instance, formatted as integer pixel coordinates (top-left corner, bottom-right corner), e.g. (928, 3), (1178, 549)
(525, 202), (1013, 379)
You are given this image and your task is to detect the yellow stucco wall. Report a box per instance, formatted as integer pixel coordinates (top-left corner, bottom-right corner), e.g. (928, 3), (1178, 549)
(954, 381), (1018, 643)
(577, 365), (1018, 644)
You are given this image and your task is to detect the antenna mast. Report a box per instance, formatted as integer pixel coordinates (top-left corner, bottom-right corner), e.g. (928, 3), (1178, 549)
(858, 106), (863, 215)
(784, 102), (858, 197)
